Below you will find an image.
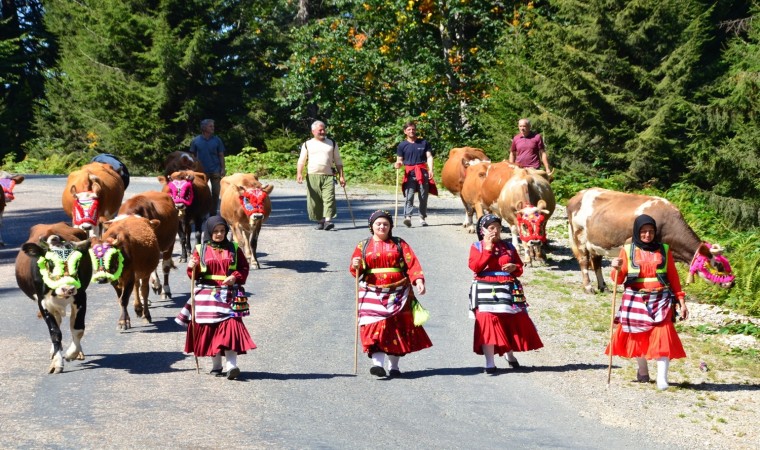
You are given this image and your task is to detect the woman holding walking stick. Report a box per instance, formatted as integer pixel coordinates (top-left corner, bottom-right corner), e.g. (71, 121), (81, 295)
(175, 216), (256, 380)
(606, 214), (688, 390)
(349, 210), (432, 378)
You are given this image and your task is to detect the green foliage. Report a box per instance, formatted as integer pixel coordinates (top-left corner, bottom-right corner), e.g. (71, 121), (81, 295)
(694, 322), (760, 339)
(225, 147), (296, 179)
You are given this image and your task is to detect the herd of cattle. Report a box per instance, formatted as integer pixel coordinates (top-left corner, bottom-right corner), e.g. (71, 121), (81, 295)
(4, 152), (272, 373)
(0, 147), (735, 374)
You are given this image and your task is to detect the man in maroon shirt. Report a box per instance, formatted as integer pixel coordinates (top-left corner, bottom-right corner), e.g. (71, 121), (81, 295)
(508, 119), (552, 175)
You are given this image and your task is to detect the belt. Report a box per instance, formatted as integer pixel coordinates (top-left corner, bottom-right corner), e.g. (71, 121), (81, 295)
(632, 287), (668, 294)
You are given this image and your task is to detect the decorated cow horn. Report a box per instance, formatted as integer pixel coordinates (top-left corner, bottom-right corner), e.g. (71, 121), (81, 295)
(710, 243), (725, 254)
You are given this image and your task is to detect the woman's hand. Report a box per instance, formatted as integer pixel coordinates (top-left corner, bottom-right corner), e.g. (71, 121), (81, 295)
(223, 275), (237, 286)
(187, 256), (199, 270)
(351, 257), (362, 270)
(414, 279), (426, 296)
(679, 303), (689, 321)
(502, 263), (517, 273)
(610, 258), (623, 270)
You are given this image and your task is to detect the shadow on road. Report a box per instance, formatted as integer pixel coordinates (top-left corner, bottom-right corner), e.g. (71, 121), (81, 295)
(235, 371), (356, 382)
(262, 259), (330, 273)
(81, 351), (186, 374)
(674, 381), (760, 392)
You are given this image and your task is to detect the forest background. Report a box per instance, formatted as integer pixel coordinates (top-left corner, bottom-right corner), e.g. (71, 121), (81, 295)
(1, 0), (759, 323)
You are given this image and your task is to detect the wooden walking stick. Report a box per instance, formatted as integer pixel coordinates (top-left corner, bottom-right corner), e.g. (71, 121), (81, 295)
(190, 266), (200, 374)
(354, 274), (360, 375)
(342, 184), (356, 227)
(607, 281), (619, 385)
(394, 168), (400, 225)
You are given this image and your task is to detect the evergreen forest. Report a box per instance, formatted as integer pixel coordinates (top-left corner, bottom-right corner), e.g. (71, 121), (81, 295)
(1, 0), (759, 317)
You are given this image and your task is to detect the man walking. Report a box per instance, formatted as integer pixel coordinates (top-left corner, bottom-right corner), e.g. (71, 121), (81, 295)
(296, 120), (345, 230)
(189, 119), (226, 215)
(508, 118), (552, 175)
(394, 121), (435, 227)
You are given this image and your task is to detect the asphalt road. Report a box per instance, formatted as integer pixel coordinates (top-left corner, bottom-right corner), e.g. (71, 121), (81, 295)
(0, 175), (663, 449)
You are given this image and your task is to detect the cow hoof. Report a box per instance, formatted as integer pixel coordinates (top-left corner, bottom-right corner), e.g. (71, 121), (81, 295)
(467, 226), (476, 234)
(117, 321), (131, 331)
(48, 365), (64, 374)
(179, 256), (187, 263)
(583, 286), (596, 295)
(143, 315), (152, 323)
(65, 350), (85, 361)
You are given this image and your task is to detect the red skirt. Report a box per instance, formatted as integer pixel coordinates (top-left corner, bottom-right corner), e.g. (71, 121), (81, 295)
(473, 309), (544, 355)
(184, 317), (256, 357)
(605, 317), (686, 360)
(360, 300), (433, 356)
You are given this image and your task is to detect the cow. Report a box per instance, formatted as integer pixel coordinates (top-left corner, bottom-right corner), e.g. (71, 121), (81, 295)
(567, 187), (736, 293)
(495, 168), (556, 266)
(459, 160), (492, 233)
(118, 191), (179, 299)
(0, 171), (24, 246)
(440, 147), (490, 228)
(90, 215), (161, 330)
(220, 173), (274, 269)
(62, 162), (125, 237)
(15, 223), (92, 373)
(158, 170), (211, 263)
(163, 151), (204, 178)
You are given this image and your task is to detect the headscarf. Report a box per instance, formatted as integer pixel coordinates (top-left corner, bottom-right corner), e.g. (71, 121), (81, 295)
(477, 214), (502, 241)
(202, 215), (231, 248)
(632, 214), (660, 252)
(368, 210), (393, 237)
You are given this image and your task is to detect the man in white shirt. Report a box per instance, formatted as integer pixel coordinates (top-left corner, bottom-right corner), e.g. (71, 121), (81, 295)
(296, 120), (346, 230)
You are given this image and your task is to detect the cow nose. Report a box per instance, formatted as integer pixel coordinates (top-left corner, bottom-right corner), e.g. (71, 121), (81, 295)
(252, 213), (264, 220)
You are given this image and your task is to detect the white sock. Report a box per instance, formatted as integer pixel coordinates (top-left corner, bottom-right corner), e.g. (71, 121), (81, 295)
(637, 357), (649, 376)
(211, 353), (222, 370)
(387, 355), (400, 371)
(371, 352), (386, 368)
(225, 350), (238, 371)
(656, 357), (670, 390)
(505, 351), (517, 363)
(483, 345), (496, 368)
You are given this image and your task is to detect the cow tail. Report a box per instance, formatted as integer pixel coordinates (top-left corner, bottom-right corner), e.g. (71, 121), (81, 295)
(567, 209), (579, 255)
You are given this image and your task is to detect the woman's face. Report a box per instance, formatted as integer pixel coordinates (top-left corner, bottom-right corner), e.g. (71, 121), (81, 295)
(639, 224), (655, 244)
(372, 218), (391, 239)
(211, 224), (227, 243)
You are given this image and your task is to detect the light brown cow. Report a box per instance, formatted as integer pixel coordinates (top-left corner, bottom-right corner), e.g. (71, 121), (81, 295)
(440, 147), (490, 228)
(459, 160), (492, 233)
(567, 188), (735, 293)
(0, 171), (24, 246)
(15, 223), (91, 373)
(158, 170), (211, 263)
(89, 215), (161, 330)
(118, 191), (179, 299)
(495, 168), (555, 266)
(62, 162), (125, 236)
(220, 173), (274, 269)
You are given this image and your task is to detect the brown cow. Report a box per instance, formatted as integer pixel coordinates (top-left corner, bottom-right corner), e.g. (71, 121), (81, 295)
(62, 162), (125, 237)
(118, 191), (179, 299)
(496, 168), (555, 266)
(90, 215), (161, 330)
(459, 161), (519, 233)
(0, 171), (24, 246)
(440, 147), (489, 228)
(220, 173), (274, 269)
(158, 170), (211, 263)
(163, 151), (204, 178)
(15, 223), (91, 373)
(567, 188), (736, 293)
(459, 160), (492, 233)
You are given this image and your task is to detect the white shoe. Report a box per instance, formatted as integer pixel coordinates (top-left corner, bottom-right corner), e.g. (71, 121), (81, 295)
(419, 218), (428, 227)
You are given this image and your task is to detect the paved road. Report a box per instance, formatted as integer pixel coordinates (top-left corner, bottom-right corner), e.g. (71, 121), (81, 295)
(0, 176), (661, 449)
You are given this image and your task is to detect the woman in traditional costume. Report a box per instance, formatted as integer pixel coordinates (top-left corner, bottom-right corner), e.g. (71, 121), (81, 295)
(607, 214), (688, 390)
(176, 216), (256, 380)
(349, 210), (432, 377)
(469, 214), (543, 374)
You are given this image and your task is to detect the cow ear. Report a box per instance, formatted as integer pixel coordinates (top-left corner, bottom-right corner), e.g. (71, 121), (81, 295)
(23, 242), (45, 257)
(236, 185), (246, 194)
(157, 176), (167, 184)
(461, 157), (469, 167)
(14, 175), (24, 184)
(515, 200), (524, 211)
(263, 184), (274, 194)
(149, 219), (161, 229)
(70, 184), (78, 196)
(697, 243), (712, 257)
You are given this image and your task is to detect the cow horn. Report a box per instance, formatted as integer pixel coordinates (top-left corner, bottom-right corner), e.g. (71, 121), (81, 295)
(710, 243), (725, 254)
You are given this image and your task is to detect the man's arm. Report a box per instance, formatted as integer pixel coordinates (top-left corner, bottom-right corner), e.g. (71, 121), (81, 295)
(540, 149), (551, 174)
(426, 151), (434, 176)
(394, 156), (404, 170)
(508, 139), (516, 164)
(296, 144), (307, 183)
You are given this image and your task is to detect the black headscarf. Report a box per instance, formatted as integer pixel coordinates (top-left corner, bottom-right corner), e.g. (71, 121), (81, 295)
(477, 214), (502, 241)
(202, 215), (231, 248)
(632, 214), (660, 252)
(368, 210), (393, 237)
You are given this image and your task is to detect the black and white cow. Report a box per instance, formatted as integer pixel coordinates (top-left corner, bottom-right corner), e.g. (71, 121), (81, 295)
(15, 223), (92, 373)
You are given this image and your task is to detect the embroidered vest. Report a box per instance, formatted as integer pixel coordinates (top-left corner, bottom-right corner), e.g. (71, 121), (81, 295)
(624, 243), (670, 288)
(196, 242), (238, 281)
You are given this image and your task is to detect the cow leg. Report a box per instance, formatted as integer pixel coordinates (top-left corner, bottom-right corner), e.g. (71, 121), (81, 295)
(250, 223), (262, 269)
(38, 300), (65, 373)
(65, 292), (86, 361)
(134, 277), (152, 323)
(161, 255), (173, 299)
(115, 281), (134, 330)
(590, 255), (607, 293)
(0, 210), (5, 246)
(460, 195), (473, 229)
(575, 252), (596, 294)
(178, 218), (189, 263)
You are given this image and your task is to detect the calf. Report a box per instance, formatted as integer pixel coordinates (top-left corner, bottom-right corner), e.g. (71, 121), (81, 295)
(0, 171), (24, 246)
(158, 170), (211, 263)
(118, 191), (179, 299)
(15, 223), (91, 373)
(90, 215), (161, 330)
(220, 173), (274, 269)
(62, 162), (125, 237)
(567, 187), (736, 293)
